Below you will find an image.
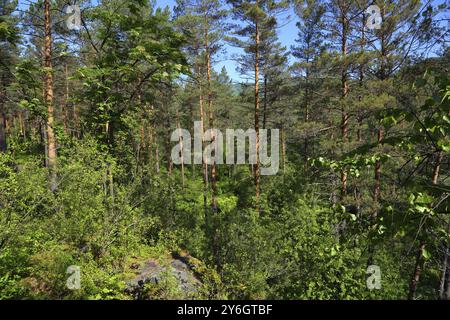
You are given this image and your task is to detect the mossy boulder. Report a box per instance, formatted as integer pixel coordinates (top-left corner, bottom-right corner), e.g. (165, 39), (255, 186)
(124, 249), (222, 299)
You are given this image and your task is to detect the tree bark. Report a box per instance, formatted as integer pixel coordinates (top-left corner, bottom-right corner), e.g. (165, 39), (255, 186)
(44, 0), (57, 191)
(0, 82), (6, 151)
(63, 62), (69, 135)
(357, 12), (365, 143)
(373, 128), (383, 205)
(432, 150), (443, 185)
(205, 19), (217, 212)
(374, 6), (387, 206)
(439, 228), (449, 299)
(176, 109), (185, 187)
(408, 240), (425, 300)
(263, 73), (267, 129)
(0, 111), (6, 152)
(304, 64), (309, 163)
(197, 64), (208, 215)
(281, 124), (286, 171)
(340, 8), (349, 199)
(434, 151), (448, 299)
(254, 17), (261, 209)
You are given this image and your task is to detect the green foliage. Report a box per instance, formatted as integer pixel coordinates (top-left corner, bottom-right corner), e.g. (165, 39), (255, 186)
(0, 0), (448, 301)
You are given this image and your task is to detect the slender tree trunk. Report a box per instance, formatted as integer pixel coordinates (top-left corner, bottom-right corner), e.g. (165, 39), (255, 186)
(155, 141), (160, 174)
(357, 120), (362, 142)
(5, 113), (11, 133)
(432, 150), (443, 185)
(340, 10), (349, 199)
(0, 111), (6, 152)
(166, 116), (173, 175)
(42, 121), (48, 167)
(357, 13), (365, 143)
(373, 128), (383, 205)
(369, 6), (389, 267)
(136, 75), (146, 165)
(0, 82), (6, 151)
(139, 122), (146, 164)
(44, 0), (57, 191)
(304, 66), (310, 163)
(63, 62), (69, 135)
(374, 6), (387, 207)
(305, 66), (310, 122)
(205, 21), (217, 212)
(254, 18), (261, 208)
(18, 112), (25, 138)
(263, 74), (267, 129)
(281, 124), (286, 171)
(150, 104), (160, 173)
(433, 150), (449, 299)
(328, 106), (334, 140)
(408, 240), (425, 300)
(73, 104), (79, 138)
(197, 65), (208, 214)
(146, 121), (153, 165)
(408, 149), (444, 299)
(176, 110), (185, 187)
(446, 259), (450, 299)
(439, 226), (449, 299)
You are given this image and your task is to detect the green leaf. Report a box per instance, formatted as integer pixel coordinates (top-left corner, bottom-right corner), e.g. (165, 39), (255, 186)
(422, 248), (431, 260)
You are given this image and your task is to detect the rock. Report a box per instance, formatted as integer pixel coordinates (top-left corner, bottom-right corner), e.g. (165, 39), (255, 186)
(125, 255), (202, 300)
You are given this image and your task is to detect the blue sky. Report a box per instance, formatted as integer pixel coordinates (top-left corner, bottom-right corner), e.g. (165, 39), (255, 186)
(154, 0), (298, 83)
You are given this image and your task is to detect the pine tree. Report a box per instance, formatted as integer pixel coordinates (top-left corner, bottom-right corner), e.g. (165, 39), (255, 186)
(43, 0), (57, 191)
(291, 0), (327, 161)
(0, 0), (19, 152)
(227, 0), (288, 208)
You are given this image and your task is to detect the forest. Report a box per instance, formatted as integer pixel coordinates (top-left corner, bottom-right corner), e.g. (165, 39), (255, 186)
(0, 0), (449, 300)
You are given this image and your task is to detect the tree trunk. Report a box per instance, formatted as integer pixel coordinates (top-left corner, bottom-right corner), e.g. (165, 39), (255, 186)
(281, 124), (286, 171)
(304, 66), (309, 164)
(150, 104), (159, 173)
(73, 104), (79, 138)
(434, 151), (448, 299)
(432, 150), (443, 185)
(44, 0), (57, 191)
(0, 111), (6, 152)
(42, 121), (48, 168)
(373, 128), (383, 205)
(254, 18), (261, 209)
(305, 66), (310, 122)
(176, 110), (185, 187)
(18, 111), (25, 138)
(155, 140), (160, 174)
(357, 12), (365, 143)
(63, 62), (69, 135)
(197, 65), (208, 215)
(374, 6), (387, 206)
(139, 122), (146, 164)
(439, 228), (449, 299)
(408, 240), (425, 300)
(147, 116), (153, 165)
(408, 134), (445, 299)
(205, 21), (217, 212)
(263, 74), (267, 129)
(0, 81), (6, 152)
(340, 10), (349, 199)
(166, 115), (173, 175)
(446, 258), (450, 299)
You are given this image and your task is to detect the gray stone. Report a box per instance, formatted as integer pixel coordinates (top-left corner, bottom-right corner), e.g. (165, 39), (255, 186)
(125, 256), (202, 300)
